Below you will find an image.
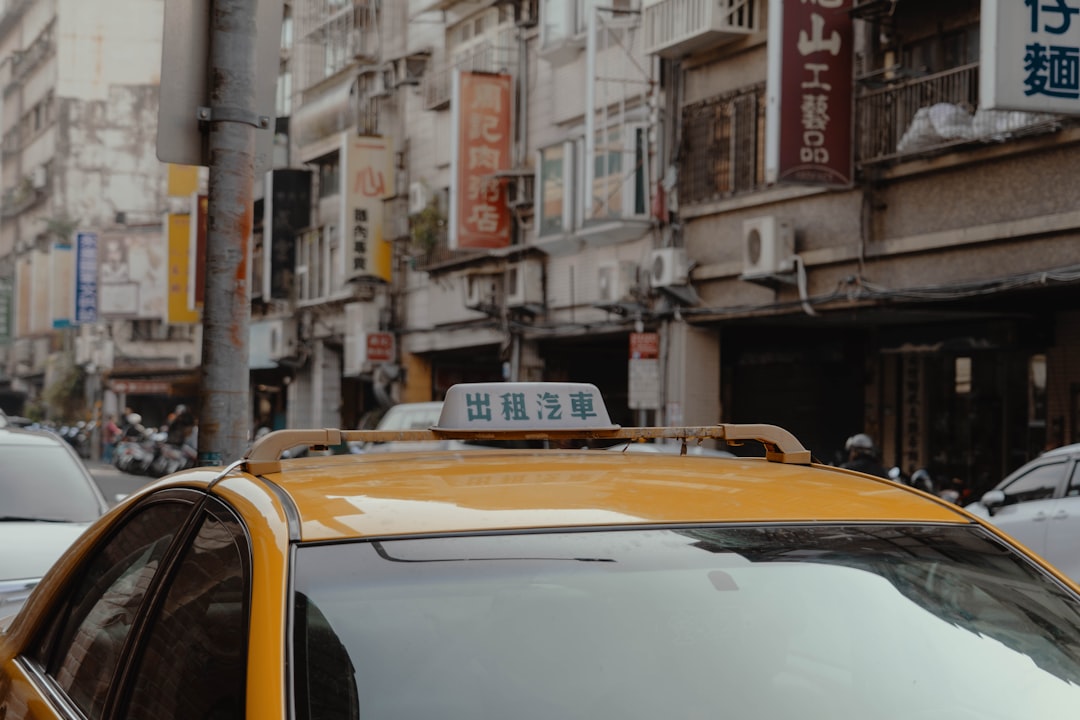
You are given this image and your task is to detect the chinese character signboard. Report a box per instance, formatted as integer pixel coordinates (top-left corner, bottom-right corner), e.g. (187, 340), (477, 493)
(188, 193), (208, 310)
(983, 0), (1080, 114)
(765, 0), (853, 186)
(167, 216), (200, 324)
(629, 332), (661, 410)
(75, 231), (98, 324)
(341, 134), (395, 283)
(50, 242), (74, 329)
(450, 71), (512, 250)
(0, 275), (11, 343)
(365, 332), (395, 363)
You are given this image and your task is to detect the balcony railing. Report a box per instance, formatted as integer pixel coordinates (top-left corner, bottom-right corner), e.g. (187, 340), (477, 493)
(856, 63), (1061, 164)
(422, 39), (517, 111)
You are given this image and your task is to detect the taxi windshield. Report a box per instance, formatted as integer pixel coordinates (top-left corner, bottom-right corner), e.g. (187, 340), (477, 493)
(292, 525), (1080, 720)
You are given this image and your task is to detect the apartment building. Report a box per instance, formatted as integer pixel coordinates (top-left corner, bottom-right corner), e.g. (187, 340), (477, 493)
(322, 0), (1077, 493)
(0, 0), (200, 426)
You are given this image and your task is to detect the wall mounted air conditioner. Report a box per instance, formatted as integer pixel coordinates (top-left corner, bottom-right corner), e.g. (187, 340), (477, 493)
(741, 216), (795, 279)
(31, 165), (47, 189)
(464, 272), (502, 310)
(505, 259), (544, 308)
(597, 260), (639, 303)
(648, 248), (690, 289)
(409, 182), (432, 214)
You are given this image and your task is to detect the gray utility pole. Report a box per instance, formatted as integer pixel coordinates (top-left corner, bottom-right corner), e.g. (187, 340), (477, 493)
(197, 0), (258, 465)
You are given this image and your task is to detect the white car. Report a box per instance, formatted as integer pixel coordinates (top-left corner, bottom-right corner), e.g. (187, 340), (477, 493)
(966, 443), (1080, 582)
(0, 427), (109, 621)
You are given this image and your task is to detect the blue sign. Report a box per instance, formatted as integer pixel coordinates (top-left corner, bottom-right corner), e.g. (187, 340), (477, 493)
(75, 231), (98, 324)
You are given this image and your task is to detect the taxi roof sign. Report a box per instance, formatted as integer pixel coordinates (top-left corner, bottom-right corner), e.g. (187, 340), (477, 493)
(241, 382), (814, 474)
(435, 382), (619, 433)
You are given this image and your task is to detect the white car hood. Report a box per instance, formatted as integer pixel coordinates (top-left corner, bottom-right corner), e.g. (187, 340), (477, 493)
(0, 521), (90, 581)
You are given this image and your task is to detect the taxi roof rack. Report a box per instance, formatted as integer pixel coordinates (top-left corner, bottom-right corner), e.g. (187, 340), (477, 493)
(242, 423), (813, 475)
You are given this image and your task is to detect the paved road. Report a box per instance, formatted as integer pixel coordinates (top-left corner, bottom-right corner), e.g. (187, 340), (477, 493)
(87, 462), (156, 506)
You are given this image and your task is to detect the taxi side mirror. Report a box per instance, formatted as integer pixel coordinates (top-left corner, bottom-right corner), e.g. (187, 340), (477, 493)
(981, 490), (1006, 515)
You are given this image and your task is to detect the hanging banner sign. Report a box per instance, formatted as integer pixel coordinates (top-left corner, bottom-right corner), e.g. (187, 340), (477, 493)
(75, 231), (98, 324)
(450, 71), (513, 249)
(766, 0), (854, 187)
(341, 134), (395, 283)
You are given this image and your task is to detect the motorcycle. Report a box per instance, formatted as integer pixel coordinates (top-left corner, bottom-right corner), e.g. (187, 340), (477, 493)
(148, 441), (197, 477)
(114, 429), (163, 475)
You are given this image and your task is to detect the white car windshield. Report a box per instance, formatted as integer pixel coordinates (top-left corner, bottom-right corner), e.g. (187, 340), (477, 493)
(292, 524), (1080, 720)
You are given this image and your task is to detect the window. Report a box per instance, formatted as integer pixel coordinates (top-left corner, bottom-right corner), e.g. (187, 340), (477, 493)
(538, 122), (647, 236)
(123, 502), (250, 720)
(37, 501), (195, 720)
(318, 154), (340, 198)
(589, 124), (648, 220)
(277, 66), (293, 118)
(297, 225), (341, 303)
(539, 142), (572, 236)
(902, 23), (980, 75)
(543, 0), (630, 47)
(679, 84), (767, 205)
(1002, 461), (1068, 506)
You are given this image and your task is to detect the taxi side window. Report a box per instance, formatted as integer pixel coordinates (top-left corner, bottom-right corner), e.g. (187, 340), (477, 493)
(39, 501), (194, 720)
(1002, 461), (1067, 505)
(123, 501), (251, 720)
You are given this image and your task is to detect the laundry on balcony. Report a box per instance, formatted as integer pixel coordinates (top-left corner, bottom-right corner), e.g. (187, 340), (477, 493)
(896, 103), (1058, 155)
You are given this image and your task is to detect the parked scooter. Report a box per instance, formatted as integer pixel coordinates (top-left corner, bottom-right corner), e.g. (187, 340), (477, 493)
(147, 440), (197, 477)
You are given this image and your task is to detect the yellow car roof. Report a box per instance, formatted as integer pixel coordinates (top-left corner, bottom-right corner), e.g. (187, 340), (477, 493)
(255, 450), (972, 543)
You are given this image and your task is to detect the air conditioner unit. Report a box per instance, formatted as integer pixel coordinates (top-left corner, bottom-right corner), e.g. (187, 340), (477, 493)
(505, 259), (544, 308)
(409, 182), (432, 214)
(270, 317), (300, 360)
(648, 248), (690, 289)
(30, 165), (47, 190)
(597, 260), (639, 303)
(741, 216), (795, 279)
(464, 272), (502, 310)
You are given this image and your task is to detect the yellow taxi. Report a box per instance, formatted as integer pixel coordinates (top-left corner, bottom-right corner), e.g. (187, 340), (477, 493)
(3, 382), (1080, 720)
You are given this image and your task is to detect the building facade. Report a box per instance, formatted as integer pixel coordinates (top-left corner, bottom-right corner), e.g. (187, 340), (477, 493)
(0, 0), (201, 430)
(341, 0), (1079, 495)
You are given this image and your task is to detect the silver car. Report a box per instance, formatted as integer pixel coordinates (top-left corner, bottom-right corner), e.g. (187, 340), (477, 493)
(967, 443), (1080, 582)
(0, 427), (109, 620)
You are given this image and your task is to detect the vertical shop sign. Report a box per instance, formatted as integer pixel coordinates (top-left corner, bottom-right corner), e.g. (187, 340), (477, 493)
(628, 332), (661, 410)
(450, 71), (513, 249)
(0, 275), (11, 343)
(75, 231), (98, 324)
(982, 0), (1080, 114)
(188, 193), (208, 309)
(167, 215), (201, 323)
(766, 0), (853, 186)
(342, 134), (395, 283)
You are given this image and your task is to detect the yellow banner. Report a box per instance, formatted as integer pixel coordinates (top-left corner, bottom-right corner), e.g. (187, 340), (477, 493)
(167, 213), (200, 323)
(167, 164), (199, 198)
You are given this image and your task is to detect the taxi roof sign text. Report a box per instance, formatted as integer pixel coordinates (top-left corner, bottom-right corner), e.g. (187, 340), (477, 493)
(436, 383), (619, 432)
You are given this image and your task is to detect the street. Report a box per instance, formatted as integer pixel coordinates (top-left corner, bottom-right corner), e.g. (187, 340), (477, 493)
(87, 462), (156, 507)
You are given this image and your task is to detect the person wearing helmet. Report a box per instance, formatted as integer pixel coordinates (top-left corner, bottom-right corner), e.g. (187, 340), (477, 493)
(841, 433), (889, 479)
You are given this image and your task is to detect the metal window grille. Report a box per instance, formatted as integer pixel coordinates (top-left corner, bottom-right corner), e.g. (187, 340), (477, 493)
(679, 83), (765, 205)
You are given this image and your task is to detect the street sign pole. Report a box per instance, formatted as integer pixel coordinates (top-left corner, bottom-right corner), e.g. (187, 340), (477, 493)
(197, 0), (259, 465)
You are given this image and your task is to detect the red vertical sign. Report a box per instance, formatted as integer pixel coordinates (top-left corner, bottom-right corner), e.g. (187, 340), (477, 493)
(775, 0), (853, 186)
(451, 72), (513, 249)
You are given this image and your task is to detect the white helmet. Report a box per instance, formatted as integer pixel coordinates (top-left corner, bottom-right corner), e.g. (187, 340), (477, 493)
(845, 433), (874, 451)
(126, 413), (142, 425)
